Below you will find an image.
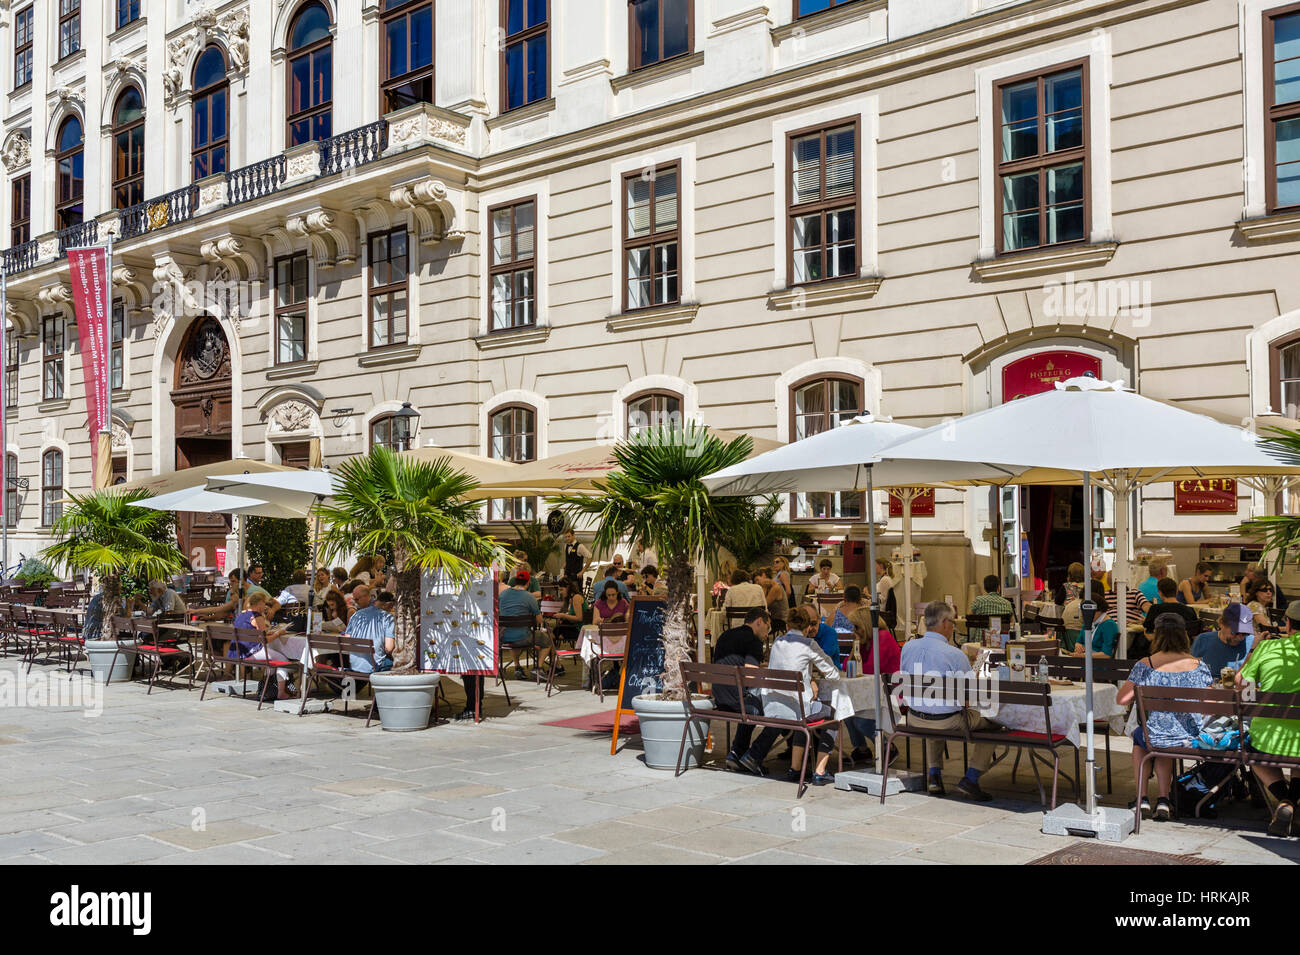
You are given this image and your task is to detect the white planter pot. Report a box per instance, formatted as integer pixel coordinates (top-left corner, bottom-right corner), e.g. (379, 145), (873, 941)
(631, 694), (715, 770)
(84, 639), (135, 683)
(370, 672), (439, 732)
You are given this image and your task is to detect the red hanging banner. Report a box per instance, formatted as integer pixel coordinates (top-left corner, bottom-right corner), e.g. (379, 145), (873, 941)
(67, 247), (112, 485)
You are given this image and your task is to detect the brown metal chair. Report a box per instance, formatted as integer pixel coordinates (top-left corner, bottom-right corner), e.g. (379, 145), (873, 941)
(1132, 684), (1238, 833)
(590, 621), (629, 701)
(301, 631), (380, 725)
(130, 615), (194, 694)
(202, 623), (300, 710)
(1044, 655), (1133, 793)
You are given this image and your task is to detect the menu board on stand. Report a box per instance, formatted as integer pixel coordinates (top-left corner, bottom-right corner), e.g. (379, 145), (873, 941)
(420, 567), (499, 720)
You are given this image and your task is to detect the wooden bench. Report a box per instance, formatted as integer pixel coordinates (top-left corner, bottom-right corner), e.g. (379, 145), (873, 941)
(301, 631), (380, 725)
(201, 624), (304, 710)
(880, 673), (1079, 809)
(680, 661), (843, 799)
(1132, 684), (1239, 834)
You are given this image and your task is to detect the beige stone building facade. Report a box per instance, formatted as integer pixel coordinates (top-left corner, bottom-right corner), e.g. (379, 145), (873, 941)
(0, 0), (1297, 599)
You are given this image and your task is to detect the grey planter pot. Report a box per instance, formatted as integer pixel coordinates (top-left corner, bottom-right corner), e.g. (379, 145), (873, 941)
(631, 694), (715, 770)
(370, 672), (440, 732)
(84, 639), (135, 683)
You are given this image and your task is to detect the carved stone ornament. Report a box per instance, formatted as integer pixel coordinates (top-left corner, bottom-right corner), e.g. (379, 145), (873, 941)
(179, 318), (232, 386)
(162, 4), (249, 107)
(111, 423), (130, 453)
(269, 400), (317, 436)
(1, 132), (30, 173)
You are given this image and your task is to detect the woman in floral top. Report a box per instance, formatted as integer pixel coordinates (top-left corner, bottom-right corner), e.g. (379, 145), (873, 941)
(1117, 614), (1212, 821)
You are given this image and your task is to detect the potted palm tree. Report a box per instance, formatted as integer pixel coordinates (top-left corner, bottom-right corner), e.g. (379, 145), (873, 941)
(552, 423), (772, 769)
(315, 447), (511, 731)
(41, 489), (188, 682)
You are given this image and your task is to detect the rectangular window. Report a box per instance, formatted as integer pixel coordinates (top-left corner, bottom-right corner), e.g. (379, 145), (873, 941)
(623, 164), (680, 311)
(994, 61), (1088, 254)
(274, 253), (309, 364)
(42, 316), (64, 401)
(13, 6), (32, 88)
(5, 331), (17, 411)
(10, 174), (29, 246)
(42, 451), (62, 527)
(58, 0), (80, 60)
(5, 454), (17, 528)
(382, 0), (435, 113)
(630, 0), (691, 71)
(501, 0), (548, 112)
(1267, 6), (1300, 212)
(787, 119), (859, 286)
(111, 300), (125, 391)
(795, 0), (861, 17)
(488, 198), (537, 331)
(368, 229), (409, 348)
(116, 0), (141, 29)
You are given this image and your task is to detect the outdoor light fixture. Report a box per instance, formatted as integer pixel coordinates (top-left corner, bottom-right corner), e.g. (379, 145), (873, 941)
(392, 401), (421, 452)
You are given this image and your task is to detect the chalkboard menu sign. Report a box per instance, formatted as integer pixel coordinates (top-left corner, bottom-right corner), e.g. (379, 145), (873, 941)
(610, 595), (668, 754)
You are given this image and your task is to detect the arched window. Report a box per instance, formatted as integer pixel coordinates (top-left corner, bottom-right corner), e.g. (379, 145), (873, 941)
(4, 453), (17, 527)
(112, 87), (145, 210)
(55, 117), (84, 230)
(192, 45), (230, 181)
(41, 449), (63, 527)
(790, 375), (863, 520)
(625, 390), (682, 436)
(381, 0), (434, 113)
(488, 404), (536, 522)
(371, 413), (415, 452)
(287, 2), (334, 146)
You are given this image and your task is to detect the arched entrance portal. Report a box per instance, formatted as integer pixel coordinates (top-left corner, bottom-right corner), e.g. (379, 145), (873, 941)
(171, 316), (233, 568)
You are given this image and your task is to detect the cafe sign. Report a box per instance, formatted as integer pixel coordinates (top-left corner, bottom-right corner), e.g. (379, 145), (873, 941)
(1173, 478), (1239, 514)
(1001, 350), (1103, 401)
(889, 488), (935, 518)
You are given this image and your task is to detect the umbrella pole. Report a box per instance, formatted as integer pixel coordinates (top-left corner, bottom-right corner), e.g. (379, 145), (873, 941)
(1113, 471), (1131, 658)
(902, 493), (913, 638)
(1082, 470), (1097, 815)
(866, 466), (884, 777)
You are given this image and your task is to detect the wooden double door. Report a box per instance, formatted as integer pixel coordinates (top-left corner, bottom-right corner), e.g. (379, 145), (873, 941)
(172, 317), (233, 571)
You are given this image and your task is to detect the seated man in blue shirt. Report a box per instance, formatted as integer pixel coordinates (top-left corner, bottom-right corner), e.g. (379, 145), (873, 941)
(344, 584), (394, 674)
(1191, 603), (1253, 675)
(898, 601), (997, 801)
(500, 572), (553, 680)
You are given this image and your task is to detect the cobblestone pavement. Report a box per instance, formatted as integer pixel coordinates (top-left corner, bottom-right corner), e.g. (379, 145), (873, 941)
(0, 658), (1296, 865)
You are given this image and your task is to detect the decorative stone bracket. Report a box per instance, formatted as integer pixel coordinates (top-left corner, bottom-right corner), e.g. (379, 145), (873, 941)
(200, 232), (263, 282)
(389, 178), (463, 246)
(285, 207), (357, 269)
(36, 282), (74, 318)
(113, 265), (154, 315)
(4, 298), (39, 339)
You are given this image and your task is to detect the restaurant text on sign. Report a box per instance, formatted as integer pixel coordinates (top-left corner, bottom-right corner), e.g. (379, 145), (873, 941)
(1173, 478), (1239, 514)
(1000, 350), (1103, 401)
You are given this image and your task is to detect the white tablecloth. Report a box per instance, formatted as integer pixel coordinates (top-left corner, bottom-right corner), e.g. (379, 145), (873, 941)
(579, 625), (625, 665)
(984, 682), (1123, 747)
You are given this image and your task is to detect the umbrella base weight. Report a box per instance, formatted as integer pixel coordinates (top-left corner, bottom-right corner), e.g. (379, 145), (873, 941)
(834, 769), (925, 797)
(1041, 803), (1135, 843)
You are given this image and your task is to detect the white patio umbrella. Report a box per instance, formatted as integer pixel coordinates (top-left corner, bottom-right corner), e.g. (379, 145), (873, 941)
(874, 376), (1300, 834)
(703, 414), (947, 639)
(132, 483), (317, 625)
(703, 415), (986, 783)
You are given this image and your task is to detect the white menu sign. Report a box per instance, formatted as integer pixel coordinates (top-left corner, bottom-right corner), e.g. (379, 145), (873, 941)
(420, 567), (498, 675)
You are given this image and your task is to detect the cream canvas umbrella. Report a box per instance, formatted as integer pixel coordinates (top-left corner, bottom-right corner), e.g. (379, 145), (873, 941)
(479, 428), (784, 495)
(113, 458), (294, 497)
